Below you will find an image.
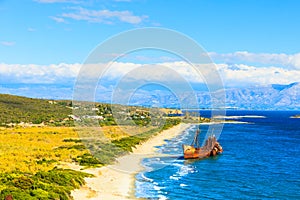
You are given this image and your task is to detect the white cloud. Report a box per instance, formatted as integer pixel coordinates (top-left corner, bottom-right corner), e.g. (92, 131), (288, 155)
(36, 0), (148, 25)
(104, 62), (300, 87)
(1, 41), (15, 46)
(61, 7), (147, 24)
(50, 16), (66, 23)
(114, 0), (132, 2)
(1, 61), (299, 88)
(36, 0), (131, 3)
(35, 0), (81, 3)
(216, 63), (300, 87)
(0, 63), (81, 83)
(0, 62), (206, 85)
(27, 27), (36, 32)
(209, 51), (300, 69)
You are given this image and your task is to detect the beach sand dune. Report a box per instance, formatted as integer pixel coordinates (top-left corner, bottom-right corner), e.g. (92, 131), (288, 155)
(71, 123), (191, 200)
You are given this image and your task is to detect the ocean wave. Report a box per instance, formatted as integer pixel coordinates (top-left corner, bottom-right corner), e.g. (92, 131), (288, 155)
(169, 175), (179, 180)
(200, 121), (250, 125)
(154, 185), (166, 191)
(178, 165), (196, 176)
(172, 163), (183, 167)
(180, 183), (188, 187)
(136, 112), (300, 200)
(141, 172), (154, 182)
(135, 180), (158, 199)
(169, 165), (196, 182)
(158, 195), (168, 200)
(213, 115), (266, 119)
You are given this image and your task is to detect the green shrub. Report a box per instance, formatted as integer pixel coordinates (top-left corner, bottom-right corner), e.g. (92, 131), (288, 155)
(0, 168), (93, 200)
(74, 153), (102, 166)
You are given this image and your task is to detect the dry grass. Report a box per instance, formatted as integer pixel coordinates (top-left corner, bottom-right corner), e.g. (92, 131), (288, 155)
(101, 125), (155, 140)
(0, 125), (156, 173)
(0, 127), (88, 173)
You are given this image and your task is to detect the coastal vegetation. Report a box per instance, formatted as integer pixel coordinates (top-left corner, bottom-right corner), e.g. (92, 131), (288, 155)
(0, 127), (87, 173)
(0, 94), (206, 199)
(0, 94), (185, 127)
(0, 94), (72, 126)
(0, 121), (182, 199)
(112, 118), (181, 152)
(0, 168), (93, 200)
(0, 127), (92, 199)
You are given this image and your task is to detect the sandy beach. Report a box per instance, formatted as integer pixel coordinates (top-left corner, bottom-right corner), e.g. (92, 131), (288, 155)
(70, 123), (191, 200)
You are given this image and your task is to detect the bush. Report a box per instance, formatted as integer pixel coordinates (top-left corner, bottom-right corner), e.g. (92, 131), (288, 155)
(74, 153), (102, 166)
(0, 168), (93, 200)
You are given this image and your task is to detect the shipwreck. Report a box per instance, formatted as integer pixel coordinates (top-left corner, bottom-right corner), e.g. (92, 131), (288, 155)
(182, 127), (223, 159)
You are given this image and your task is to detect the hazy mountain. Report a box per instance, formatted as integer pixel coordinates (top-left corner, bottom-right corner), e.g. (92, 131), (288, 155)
(222, 82), (300, 110)
(1, 82), (299, 110)
(127, 82), (300, 110)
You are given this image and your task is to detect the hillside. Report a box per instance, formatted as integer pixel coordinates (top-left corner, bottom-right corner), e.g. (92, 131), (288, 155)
(0, 94), (183, 199)
(127, 82), (300, 110)
(0, 94), (72, 125)
(0, 94), (188, 127)
(220, 82), (300, 110)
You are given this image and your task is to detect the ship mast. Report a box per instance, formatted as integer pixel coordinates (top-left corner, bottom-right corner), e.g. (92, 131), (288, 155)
(190, 114), (201, 148)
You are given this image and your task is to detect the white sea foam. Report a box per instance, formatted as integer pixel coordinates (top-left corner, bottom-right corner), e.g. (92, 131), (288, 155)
(169, 165), (196, 182)
(172, 163), (183, 167)
(177, 166), (192, 177)
(154, 185), (165, 191)
(180, 183), (188, 187)
(200, 121), (250, 125)
(169, 176), (179, 180)
(141, 173), (153, 182)
(213, 115), (266, 119)
(158, 195), (168, 200)
(135, 180), (154, 198)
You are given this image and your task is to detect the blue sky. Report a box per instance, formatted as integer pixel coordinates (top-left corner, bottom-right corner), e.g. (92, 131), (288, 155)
(1, 0), (300, 99)
(1, 0), (300, 64)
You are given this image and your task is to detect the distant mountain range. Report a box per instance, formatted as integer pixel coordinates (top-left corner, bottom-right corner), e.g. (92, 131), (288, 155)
(1, 82), (299, 110)
(221, 82), (300, 110)
(127, 82), (300, 110)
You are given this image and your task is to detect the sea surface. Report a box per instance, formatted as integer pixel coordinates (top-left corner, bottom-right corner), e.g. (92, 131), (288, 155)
(135, 110), (300, 199)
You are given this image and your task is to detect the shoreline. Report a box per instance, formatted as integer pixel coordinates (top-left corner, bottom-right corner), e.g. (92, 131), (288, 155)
(70, 123), (192, 200)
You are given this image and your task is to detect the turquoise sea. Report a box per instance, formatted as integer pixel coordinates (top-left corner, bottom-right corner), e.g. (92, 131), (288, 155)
(135, 111), (300, 199)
